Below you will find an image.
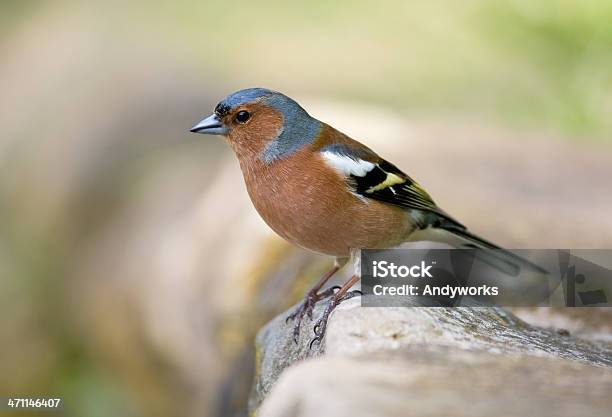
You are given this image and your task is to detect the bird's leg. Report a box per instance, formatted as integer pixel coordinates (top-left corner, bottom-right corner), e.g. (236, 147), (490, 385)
(310, 274), (361, 349)
(286, 265), (339, 322)
(286, 258), (347, 344)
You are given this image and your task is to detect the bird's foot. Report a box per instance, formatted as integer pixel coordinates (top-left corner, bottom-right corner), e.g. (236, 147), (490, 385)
(286, 286), (341, 344)
(309, 289), (362, 349)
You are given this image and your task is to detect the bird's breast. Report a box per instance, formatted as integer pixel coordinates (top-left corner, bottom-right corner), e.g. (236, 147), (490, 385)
(240, 149), (413, 257)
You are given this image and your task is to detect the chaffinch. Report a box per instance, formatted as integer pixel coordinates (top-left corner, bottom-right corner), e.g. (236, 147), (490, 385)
(191, 88), (542, 346)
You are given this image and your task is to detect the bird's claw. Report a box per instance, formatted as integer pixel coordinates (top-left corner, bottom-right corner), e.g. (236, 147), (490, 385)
(287, 304), (310, 344)
(308, 289), (362, 349)
(309, 334), (323, 349)
(321, 285), (342, 296)
(308, 301), (335, 349)
(285, 307), (304, 324)
(286, 286), (340, 344)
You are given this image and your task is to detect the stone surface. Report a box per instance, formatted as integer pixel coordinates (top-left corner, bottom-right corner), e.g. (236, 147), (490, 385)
(258, 351), (612, 417)
(250, 296), (612, 416)
(509, 307), (612, 342)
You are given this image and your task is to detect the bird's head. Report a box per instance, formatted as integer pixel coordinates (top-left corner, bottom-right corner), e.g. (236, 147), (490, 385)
(190, 88), (322, 162)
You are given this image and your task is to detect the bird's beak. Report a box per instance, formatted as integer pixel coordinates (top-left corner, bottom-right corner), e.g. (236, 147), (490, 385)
(190, 113), (229, 135)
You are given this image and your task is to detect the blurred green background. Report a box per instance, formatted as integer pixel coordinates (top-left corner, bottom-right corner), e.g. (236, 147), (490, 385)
(1, 1), (611, 417)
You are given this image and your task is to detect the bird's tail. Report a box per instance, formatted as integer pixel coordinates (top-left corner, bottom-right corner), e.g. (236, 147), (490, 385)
(407, 223), (547, 276)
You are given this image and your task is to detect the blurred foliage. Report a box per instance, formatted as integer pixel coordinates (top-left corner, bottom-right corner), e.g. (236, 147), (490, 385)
(5, 1), (612, 138)
(481, 1), (612, 137)
(0, 1), (38, 38)
(142, 0), (612, 140)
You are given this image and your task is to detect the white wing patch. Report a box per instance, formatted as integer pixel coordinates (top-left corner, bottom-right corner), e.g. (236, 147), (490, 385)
(321, 151), (375, 177)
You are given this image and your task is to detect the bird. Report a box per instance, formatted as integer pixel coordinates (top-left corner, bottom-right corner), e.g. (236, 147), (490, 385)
(190, 87), (544, 347)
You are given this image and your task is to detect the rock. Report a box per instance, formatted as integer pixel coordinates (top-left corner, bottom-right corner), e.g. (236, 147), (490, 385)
(258, 351), (612, 417)
(509, 307), (612, 342)
(250, 295), (612, 416)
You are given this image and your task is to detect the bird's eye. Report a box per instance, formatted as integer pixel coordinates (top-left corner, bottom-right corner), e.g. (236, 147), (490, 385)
(235, 110), (250, 123)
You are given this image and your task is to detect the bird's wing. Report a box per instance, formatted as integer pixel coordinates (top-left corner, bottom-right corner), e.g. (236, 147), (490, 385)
(319, 143), (547, 274)
(319, 143), (548, 275)
(319, 143), (464, 228)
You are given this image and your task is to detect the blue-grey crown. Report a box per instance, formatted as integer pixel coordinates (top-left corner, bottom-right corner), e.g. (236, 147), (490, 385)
(215, 88), (274, 115)
(217, 88), (322, 163)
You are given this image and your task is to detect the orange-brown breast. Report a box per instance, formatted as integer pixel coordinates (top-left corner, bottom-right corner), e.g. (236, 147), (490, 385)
(239, 145), (414, 257)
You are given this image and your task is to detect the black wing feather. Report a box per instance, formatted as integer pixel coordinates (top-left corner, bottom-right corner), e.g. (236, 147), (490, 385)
(350, 159), (465, 228)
